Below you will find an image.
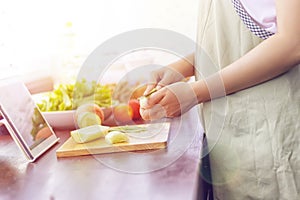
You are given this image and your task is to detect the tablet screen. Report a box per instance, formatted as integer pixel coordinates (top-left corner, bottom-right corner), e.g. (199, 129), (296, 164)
(0, 79), (59, 161)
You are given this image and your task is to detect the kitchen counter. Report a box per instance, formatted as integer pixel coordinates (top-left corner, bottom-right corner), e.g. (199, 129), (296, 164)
(0, 107), (204, 200)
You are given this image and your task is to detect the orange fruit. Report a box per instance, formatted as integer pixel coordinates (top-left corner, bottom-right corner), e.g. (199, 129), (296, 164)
(113, 103), (133, 123)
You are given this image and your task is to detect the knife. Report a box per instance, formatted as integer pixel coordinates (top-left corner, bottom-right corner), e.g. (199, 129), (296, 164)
(142, 88), (158, 98)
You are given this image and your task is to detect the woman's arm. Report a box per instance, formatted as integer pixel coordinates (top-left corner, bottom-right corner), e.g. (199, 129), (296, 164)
(192, 0), (300, 103)
(167, 54), (195, 78)
(140, 0), (299, 120)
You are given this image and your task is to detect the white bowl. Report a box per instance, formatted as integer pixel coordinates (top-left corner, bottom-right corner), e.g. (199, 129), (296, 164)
(41, 107), (114, 130)
(42, 110), (77, 130)
(33, 92), (115, 130)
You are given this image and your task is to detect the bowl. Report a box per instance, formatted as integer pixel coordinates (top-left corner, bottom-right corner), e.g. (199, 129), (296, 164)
(41, 107), (114, 130)
(42, 110), (76, 130)
(33, 92), (114, 130)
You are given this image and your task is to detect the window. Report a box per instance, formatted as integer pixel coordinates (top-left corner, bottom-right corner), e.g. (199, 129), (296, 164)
(0, 0), (198, 84)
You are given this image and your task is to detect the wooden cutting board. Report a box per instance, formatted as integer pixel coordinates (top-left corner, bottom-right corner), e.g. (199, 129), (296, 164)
(56, 122), (170, 158)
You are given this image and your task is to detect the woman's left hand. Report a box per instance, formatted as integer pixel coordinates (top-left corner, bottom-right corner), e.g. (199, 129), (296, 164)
(140, 82), (199, 120)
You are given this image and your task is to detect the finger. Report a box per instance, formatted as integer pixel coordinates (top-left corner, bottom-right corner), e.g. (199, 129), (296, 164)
(139, 104), (166, 121)
(148, 104), (166, 120)
(143, 83), (156, 96)
(146, 83), (163, 95)
(155, 94), (178, 118)
(156, 79), (168, 88)
(146, 89), (165, 107)
(139, 107), (150, 121)
(144, 70), (161, 95)
(155, 84), (163, 90)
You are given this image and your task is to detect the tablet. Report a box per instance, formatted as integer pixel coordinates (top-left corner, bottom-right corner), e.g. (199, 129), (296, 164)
(0, 78), (59, 162)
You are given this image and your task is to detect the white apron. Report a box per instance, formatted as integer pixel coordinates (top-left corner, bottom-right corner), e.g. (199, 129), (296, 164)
(195, 0), (300, 199)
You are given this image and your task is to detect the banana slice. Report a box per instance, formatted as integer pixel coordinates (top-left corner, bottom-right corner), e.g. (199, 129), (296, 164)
(71, 125), (110, 143)
(105, 131), (129, 144)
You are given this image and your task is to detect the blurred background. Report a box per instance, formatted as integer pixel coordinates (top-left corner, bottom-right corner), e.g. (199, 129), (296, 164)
(0, 0), (199, 87)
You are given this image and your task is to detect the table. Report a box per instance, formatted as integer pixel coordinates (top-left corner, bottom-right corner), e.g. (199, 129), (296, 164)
(0, 107), (204, 200)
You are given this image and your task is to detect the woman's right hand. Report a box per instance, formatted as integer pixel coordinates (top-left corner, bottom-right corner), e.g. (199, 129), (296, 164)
(144, 54), (195, 95)
(143, 67), (185, 95)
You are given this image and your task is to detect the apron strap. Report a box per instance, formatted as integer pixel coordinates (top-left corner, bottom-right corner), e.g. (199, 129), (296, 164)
(232, 0), (275, 39)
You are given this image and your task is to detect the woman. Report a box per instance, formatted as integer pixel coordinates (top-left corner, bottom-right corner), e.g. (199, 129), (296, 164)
(140, 0), (300, 199)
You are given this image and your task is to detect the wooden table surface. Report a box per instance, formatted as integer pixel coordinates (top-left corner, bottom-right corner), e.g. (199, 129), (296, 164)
(0, 107), (204, 200)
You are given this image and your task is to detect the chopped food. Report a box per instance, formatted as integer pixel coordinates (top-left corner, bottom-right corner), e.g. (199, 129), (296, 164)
(70, 124), (147, 144)
(76, 103), (105, 122)
(75, 103), (105, 128)
(70, 125), (110, 143)
(77, 112), (102, 128)
(105, 131), (129, 144)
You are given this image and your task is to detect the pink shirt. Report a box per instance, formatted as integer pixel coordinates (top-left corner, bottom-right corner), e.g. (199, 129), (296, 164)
(240, 0), (277, 33)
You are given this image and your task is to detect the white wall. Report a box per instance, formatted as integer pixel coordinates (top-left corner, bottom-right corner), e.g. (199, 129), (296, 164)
(0, 0), (199, 81)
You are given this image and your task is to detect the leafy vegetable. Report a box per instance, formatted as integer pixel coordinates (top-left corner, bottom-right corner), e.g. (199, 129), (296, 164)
(36, 79), (113, 112)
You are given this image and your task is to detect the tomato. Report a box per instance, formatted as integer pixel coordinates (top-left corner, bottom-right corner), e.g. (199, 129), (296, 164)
(113, 103), (133, 123)
(128, 99), (141, 120)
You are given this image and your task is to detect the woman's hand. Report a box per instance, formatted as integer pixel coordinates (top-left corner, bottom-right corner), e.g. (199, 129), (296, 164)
(143, 67), (185, 95)
(140, 81), (199, 120)
(144, 54), (195, 95)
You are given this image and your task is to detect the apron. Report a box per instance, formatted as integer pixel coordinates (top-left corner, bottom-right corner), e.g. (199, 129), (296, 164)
(195, 0), (300, 199)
